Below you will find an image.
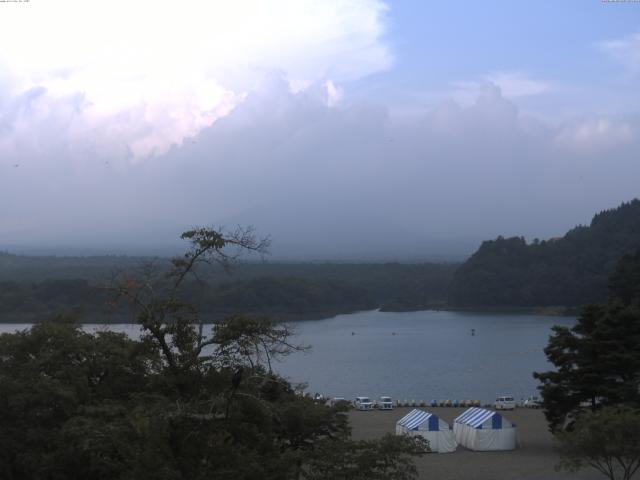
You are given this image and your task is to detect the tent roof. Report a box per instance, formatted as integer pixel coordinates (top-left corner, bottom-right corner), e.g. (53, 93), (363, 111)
(397, 409), (436, 430)
(454, 407), (501, 428)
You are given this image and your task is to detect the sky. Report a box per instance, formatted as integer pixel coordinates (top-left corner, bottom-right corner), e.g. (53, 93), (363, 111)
(0, 0), (639, 259)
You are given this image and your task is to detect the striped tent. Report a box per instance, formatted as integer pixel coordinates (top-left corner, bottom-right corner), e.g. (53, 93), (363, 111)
(395, 409), (457, 453)
(454, 407), (517, 451)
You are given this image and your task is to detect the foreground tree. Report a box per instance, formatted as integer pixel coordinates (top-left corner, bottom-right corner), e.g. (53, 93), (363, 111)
(302, 434), (429, 480)
(609, 250), (640, 307)
(534, 249), (640, 431)
(556, 406), (640, 480)
(0, 227), (426, 479)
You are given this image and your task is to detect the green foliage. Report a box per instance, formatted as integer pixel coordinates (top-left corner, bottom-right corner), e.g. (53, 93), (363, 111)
(609, 250), (640, 307)
(188, 277), (376, 317)
(0, 318), (421, 479)
(0, 252), (143, 281)
(450, 199), (640, 308)
(302, 434), (428, 480)
(0, 263), (455, 322)
(0, 278), (108, 320)
(0, 227), (425, 479)
(534, 250), (640, 431)
(534, 304), (640, 430)
(0, 321), (158, 479)
(556, 406), (640, 480)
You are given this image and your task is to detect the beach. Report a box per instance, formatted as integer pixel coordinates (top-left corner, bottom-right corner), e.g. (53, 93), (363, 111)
(349, 407), (602, 480)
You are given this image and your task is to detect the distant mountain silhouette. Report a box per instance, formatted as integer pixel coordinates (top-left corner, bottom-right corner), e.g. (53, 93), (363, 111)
(449, 199), (640, 308)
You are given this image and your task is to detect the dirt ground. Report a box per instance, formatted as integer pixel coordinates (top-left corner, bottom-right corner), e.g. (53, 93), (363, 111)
(348, 407), (603, 480)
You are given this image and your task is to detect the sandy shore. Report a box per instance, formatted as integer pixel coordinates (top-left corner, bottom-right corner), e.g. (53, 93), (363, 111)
(348, 407), (602, 480)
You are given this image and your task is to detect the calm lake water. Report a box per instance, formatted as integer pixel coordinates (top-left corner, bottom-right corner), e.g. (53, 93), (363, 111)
(0, 309), (574, 404)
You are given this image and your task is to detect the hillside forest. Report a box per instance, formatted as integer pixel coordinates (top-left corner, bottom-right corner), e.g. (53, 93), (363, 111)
(1, 199), (639, 321)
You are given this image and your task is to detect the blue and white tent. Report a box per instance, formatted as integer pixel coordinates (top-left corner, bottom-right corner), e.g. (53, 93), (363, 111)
(395, 409), (457, 453)
(453, 407), (517, 451)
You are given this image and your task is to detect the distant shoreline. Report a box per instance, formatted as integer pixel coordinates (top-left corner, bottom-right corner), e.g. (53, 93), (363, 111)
(0, 304), (580, 324)
(395, 305), (581, 317)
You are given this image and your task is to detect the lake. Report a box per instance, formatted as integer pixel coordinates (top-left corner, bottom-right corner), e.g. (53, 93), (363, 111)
(0, 309), (573, 404)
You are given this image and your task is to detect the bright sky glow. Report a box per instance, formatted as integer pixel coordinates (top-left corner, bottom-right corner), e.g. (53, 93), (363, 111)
(0, 0), (390, 159)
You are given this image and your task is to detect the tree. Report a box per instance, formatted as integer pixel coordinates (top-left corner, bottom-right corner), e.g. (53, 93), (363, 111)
(534, 250), (640, 431)
(533, 303), (640, 430)
(302, 434), (429, 480)
(0, 227), (426, 479)
(556, 406), (640, 480)
(449, 199), (640, 308)
(0, 316), (159, 479)
(109, 226), (271, 376)
(609, 249), (640, 307)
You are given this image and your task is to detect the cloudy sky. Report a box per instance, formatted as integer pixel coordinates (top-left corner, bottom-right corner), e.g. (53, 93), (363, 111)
(1, 1), (639, 258)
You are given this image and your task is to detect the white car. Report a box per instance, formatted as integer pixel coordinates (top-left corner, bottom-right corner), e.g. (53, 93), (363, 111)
(377, 396), (394, 410)
(495, 395), (516, 410)
(353, 396), (374, 410)
(523, 396), (541, 409)
(326, 397), (347, 407)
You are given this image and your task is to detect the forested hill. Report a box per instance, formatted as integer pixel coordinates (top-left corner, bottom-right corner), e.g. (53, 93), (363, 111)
(449, 199), (640, 309)
(0, 257), (456, 322)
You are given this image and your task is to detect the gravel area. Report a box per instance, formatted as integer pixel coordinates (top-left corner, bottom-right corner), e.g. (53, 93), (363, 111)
(348, 407), (603, 480)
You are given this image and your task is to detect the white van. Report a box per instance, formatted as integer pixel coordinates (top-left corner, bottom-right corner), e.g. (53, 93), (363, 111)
(353, 396), (374, 410)
(326, 397), (347, 407)
(495, 395), (516, 410)
(377, 396), (394, 410)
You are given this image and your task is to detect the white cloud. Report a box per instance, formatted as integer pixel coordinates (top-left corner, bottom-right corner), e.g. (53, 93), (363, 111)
(0, 0), (391, 160)
(598, 31), (640, 74)
(451, 71), (553, 106)
(554, 116), (636, 151)
(3, 79), (639, 256)
(483, 71), (554, 97)
(324, 80), (344, 107)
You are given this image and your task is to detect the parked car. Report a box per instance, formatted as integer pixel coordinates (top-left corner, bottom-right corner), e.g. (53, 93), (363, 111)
(353, 396), (374, 410)
(495, 395), (516, 410)
(376, 396), (394, 410)
(523, 396), (541, 409)
(326, 397), (348, 407)
(579, 397), (603, 408)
